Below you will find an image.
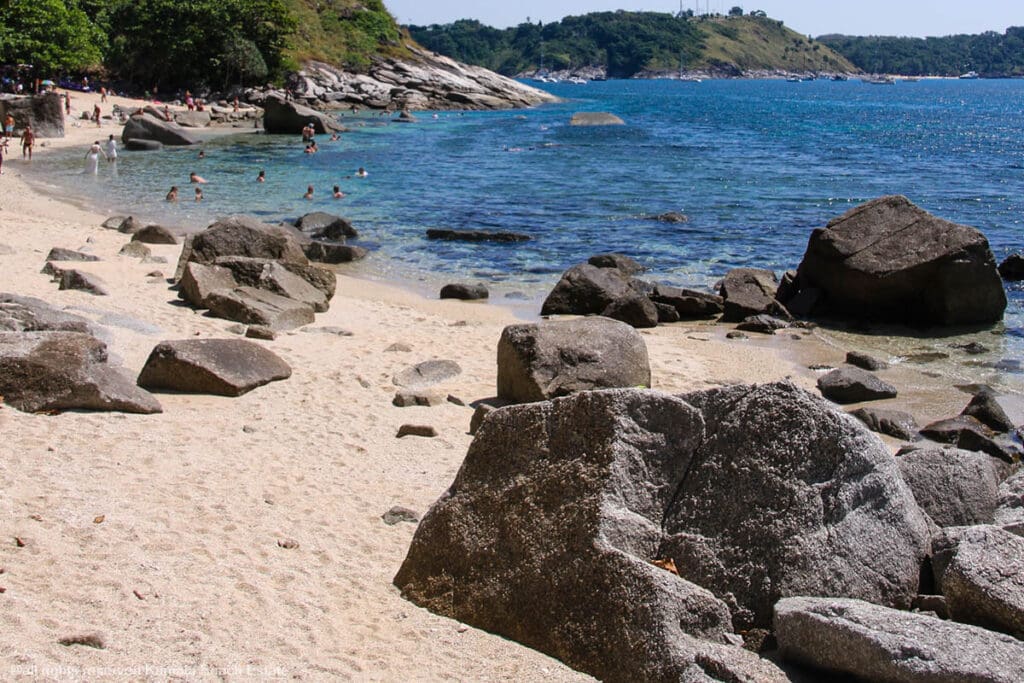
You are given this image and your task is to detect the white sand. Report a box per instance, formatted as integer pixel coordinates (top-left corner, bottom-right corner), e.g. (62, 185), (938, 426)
(0, 90), (967, 681)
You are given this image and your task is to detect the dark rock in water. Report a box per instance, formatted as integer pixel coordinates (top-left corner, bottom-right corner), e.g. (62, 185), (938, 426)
(45, 248), (99, 263)
(920, 416), (1019, 463)
(0, 331), (162, 414)
(131, 224), (178, 245)
(774, 597), (1024, 683)
(122, 113), (199, 146)
(262, 94), (345, 135)
(962, 388), (1018, 433)
(393, 360), (462, 389)
(123, 138), (163, 151)
(601, 294), (659, 329)
(735, 314), (789, 334)
(396, 424), (437, 438)
(650, 285), (723, 320)
(394, 389), (785, 682)
(896, 446), (999, 527)
(998, 253), (1024, 281)
(0, 293), (91, 333)
(137, 338), (291, 396)
(795, 195), (1007, 325)
(59, 270), (108, 296)
(119, 242), (152, 259)
(394, 110), (418, 123)
(850, 407), (919, 440)
(203, 287), (316, 331)
(177, 262), (238, 309)
(497, 318), (651, 403)
(951, 341), (990, 355)
(719, 268), (786, 322)
(817, 367), (898, 404)
(662, 382), (929, 629)
(846, 350), (889, 371)
(569, 111), (625, 126)
(648, 211), (689, 223)
(933, 525), (1024, 640)
(587, 253), (644, 275)
(540, 264), (631, 316)
(382, 506), (419, 525)
(440, 283), (489, 301)
(654, 302), (680, 323)
(183, 215), (308, 272)
(904, 351), (950, 364)
(294, 212), (358, 240)
(425, 229), (531, 243)
(304, 241), (368, 264)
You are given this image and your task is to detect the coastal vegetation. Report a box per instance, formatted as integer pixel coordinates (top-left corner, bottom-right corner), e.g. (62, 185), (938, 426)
(407, 12), (856, 77)
(819, 28), (1024, 77)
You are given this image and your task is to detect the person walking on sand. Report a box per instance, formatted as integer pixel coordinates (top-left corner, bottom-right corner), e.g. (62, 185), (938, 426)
(100, 86), (107, 103)
(64, 92), (71, 116)
(85, 140), (106, 174)
(104, 134), (118, 163)
(4, 114), (14, 139)
(20, 125), (34, 159)
(93, 103), (101, 127)
(303, 184), (314, 200)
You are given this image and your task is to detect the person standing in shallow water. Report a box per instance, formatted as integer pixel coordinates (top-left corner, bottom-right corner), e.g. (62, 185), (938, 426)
(85, 140), (105, 175)
(303, 185), (314, 200)
(104, 135), (117, 164)
(166, 186), (178, 201)
(257, 169), (265, 183)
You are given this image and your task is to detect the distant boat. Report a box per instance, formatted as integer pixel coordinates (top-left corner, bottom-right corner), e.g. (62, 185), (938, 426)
(568, 77), (588, 85)
(960, 70), (979, 79)
(902, 76), (921, 82)
(679, 75), (702, 83)
(786, 76), (802, 83)
(863, 76), (895, 85)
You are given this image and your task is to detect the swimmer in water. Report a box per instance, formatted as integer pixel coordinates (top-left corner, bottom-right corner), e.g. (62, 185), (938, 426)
(166, 186), (179, 201)
(332, 185), (345, 199)
(356, 167), (368, 177)
(195, 187), (203, 201)
(198, 149), (206, 159)
(303, 184), (314, 200)
(189, 171), (206, 184)
(257, 169), (265, 182)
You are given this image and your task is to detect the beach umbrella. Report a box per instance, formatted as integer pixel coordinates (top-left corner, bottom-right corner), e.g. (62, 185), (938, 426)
(41, 79), (55, 86)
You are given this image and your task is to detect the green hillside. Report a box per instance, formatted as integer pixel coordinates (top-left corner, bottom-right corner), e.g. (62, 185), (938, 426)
(407, 12), (857, 78)
(283, 0), (410, 71)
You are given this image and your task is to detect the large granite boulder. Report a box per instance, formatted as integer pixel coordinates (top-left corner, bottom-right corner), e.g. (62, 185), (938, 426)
(137, 339), (291, 397)
(131, 224), (178, 245)
(177, 262), (238, 309)
(774, 596), (1024, 682)
(304, 242), (368, 264)
(600, 294), (659, 329)
(995, 471), (1024, 531)
(719, 268), (785, 322)
(0, 93), (64, 137)
(294, 212), (358, 240)
(182, 216), (308, 270)
(896, 446), (1000, 527)
(794, 195), (1007, 325)
(817, 367), (898, 404)
(0, 332), (161, 414)
(661, 382), (931, 629)
(203, 287), (315, 331)
(540, 263), (633, 316)
(497, 317), (651, 403)
(0, 294), (91, 332)
(121, 113), (199, 146)
(933, 525), (1024, 639)
(262, 95), (344, 135)
(394, 389), (787, 682)
(211, 258), (330, 312)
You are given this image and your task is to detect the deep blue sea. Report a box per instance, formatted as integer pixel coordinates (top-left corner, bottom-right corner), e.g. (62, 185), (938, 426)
(34, 78), (1024, 386)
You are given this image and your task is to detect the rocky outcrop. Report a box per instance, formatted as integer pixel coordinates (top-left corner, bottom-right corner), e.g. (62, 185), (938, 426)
(0, 331), (161, 414)
(497, 318), (651, 403)
(790, 195), (1007, 325)
(540, 263), (633, 316)
(719, 268), (786, 322)
(203, 287), (315, 331)
(817, 367), (898, 404)
(0, 93), (64, 137)
(181, 216), (308, 270)
(121, 113), (199, 146)
(290, 47), (557, 111)
(262, 94), (345, 135)
(177, 262), (239, 309)
(137, 339), (291, 397)
(212, 258), (329, 312)
(998, 253), (1024, 280)
(896, 446), (1000, 527)
(774, 597), (1024, 682)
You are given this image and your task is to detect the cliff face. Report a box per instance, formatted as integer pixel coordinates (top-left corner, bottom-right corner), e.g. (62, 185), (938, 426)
(291, 45), (558, 111)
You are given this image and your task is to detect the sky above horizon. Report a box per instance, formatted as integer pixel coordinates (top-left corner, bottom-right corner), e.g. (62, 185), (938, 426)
(385, 1), (1024, 37)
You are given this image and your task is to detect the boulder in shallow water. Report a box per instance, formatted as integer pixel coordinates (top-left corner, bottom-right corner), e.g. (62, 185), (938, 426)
(304, 242), (368, 264)
(262, 94), (345, 135)
(570, 111), (625, 126)
(998, 253), (1024, 281)
(649, 285), (724, 320)
(920, 415), (1019, 463)
(138, 339), (291, 397)
(600, 294), (659, 329)
(425, 228), (531, 243)
(587, 253), (645, 275)
(294, 212), (358, 240)
(122, 113), (199, 146)
(794, 195), (1007, 325)
(850, 406), (919, 440)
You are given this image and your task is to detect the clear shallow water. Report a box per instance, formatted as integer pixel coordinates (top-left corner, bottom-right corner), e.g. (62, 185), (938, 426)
(35, 78), (1024, 388)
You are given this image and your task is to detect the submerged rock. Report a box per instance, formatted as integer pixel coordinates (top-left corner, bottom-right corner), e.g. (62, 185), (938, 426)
(570, 112), (625, 126)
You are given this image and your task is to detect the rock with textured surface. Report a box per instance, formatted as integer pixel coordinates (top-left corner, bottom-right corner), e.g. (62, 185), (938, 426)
(650, 285), (724, 320)
(846, 350), (889, 371)
(998, 253), (1024, 281)
(570, 112), (625, 126)
(131, 224), (178, 245)
(540, 263), (633, 316)
(304, 241), (368, 264)
(817, 367), (898, 404)
(137, 339), (291, 397)
(121, 113), (199, 146)
(177, 262), (238, 309)
(774, 596), (1024, 683)
(661, 382), (930, 629)
(203, 287), (315, 331)
(962, 389), (1019, 433)
(392, 360), (462, 389)
(0, 294), (91, 333)
(59, 269), (108, 296)
(440, 283), (488, 301)
(935, 525), (1024, 639)
(588, 253), (644, 275)
(996, 470), (1024, 530)
(262, 95), (345, 135)
(719, 268), (786, 322)
(183, 216), (308, 269)
(119, 242), (152, 259)
(601, 294), (659, 329)
(497, 317), (651, 403)
(213, 258), (329, 312)
(45, 248), (99, 263)
(0, 332), (161, 414)
(735, 314), (789, 334)
(920, 416), (1019, 463)
(394, 389), (787, 683)
(896, 446), (999, 527)
(294, 212), (358, 240)
(850, 406), (919, 440)
(795, 195), (1006, 325)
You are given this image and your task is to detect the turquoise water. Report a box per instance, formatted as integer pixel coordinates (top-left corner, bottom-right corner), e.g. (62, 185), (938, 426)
(35, 78), (1024, 379)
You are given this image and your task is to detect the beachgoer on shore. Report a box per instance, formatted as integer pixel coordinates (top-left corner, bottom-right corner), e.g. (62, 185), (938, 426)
(233, 97), (239, 113)
(100, 86), (107, 103)
(85, 140), (106, 175)
(195, 187), (203, 202)
(189, 171), (206, 184)
(186, 91), (194, 111)
(356, 167), (368, 178)
(104, 134), (117, 163)
(257, 170), (265, 183)
(0, 137), (7, 174)
(166, 186), (179, 201)
(20, 125), (34, 160)
(333, 185), (345, 199)
(93, 103), (101, 127)
(303, 185), (314, 200)
(4, 114), (14, 139)
(163, 105), (171, 122)
(64, 92), (71, 115)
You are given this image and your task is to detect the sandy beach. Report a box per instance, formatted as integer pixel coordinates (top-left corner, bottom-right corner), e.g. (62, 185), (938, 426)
(0, 89), (978, 681)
